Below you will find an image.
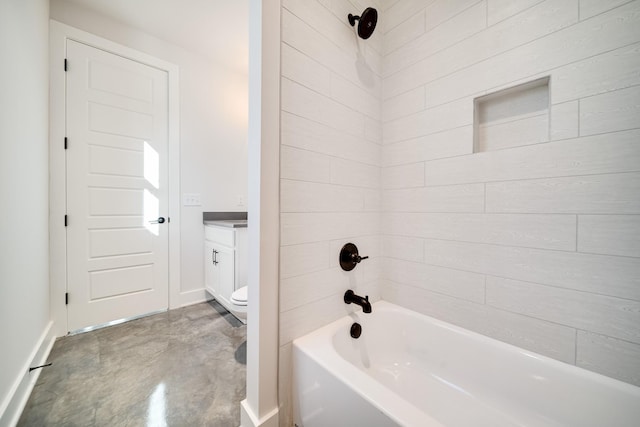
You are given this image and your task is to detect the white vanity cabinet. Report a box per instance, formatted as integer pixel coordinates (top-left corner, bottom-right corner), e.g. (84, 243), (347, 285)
(203, 224), (247, 311)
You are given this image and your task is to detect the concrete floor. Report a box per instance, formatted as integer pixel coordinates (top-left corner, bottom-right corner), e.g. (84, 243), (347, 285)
(18, 301), (246, 426)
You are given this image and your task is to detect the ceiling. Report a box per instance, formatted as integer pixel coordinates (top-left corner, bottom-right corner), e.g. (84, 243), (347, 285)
(61, 0), (249, 74)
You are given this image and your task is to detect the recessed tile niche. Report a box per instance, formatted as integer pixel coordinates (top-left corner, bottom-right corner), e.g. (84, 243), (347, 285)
(474, 77), (550, 152)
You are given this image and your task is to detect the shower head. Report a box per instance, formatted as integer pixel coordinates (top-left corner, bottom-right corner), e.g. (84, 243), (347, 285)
(348, 7), (378, 40)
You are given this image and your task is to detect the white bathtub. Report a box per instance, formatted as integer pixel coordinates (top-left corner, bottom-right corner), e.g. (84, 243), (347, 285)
(292, 301), (640, 427)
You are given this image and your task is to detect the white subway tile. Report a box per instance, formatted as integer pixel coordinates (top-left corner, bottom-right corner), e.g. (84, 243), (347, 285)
(280, 266), (363, 312)
(552, 42), (640, 104)
(282, 78), (365, 138)
(579, 0), (633, 20)
(330, 234), (382, 259)
(331, 157), (381, 189)
(382, 235), (425, 262)
(331, 73), (381, 121)
(364, 116), (383, 144)
(281, 179), (365, 213)
(280, 241), (332, 279)
(577, 331), (640, 386)
(382, 184), (485, 212)
(424, 0), (484, 32)
(383, 281), (577, 363)
(384, 98), (472, 144)
(578, 215), (640, 257)
(382, 125), (473, 166)
(280, 292), (351, 345)
(383, 2), (486, 77)
(382, 10), (425, 55)
(382, 87), (425, 122)
(383, 0), (434, 33)
(477, 113), (549, 152)
(424, 130), (640, 186)
(282, 9), (381, 97)
(281, 112), (381, 166)
(487, 0), (545, 26)
(423, 239), (640, 300)
(385, 258), (486, 302)
(487, 276), (640, 344)
(384, 213), (576, 250)
(486, 172), (640, 214)
(550, 101), (579, 140)
(281, 212), (380, 246)
(364, 188), (382, 211)
(580, 85), (640, 136)
(281, 43), (331, 95)
(384, 0), (579, 100)
(381, 163), (425, 189)
(280, 146), (331, 183)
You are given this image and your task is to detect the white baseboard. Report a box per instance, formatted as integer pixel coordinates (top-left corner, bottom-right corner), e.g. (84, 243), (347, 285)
(0, 321), (56, 427)
(240, 399), (279, 427)
(178, 288), (210, 308)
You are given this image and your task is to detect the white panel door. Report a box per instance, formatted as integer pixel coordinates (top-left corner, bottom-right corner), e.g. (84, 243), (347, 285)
(66, 40), (169, 331)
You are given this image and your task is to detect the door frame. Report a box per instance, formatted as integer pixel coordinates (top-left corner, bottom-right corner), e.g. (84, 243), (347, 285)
(49, 20), (181, 336)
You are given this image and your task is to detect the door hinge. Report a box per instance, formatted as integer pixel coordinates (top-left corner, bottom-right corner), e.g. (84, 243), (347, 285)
(65, 292), (69, 305)
(64, 137), (68, 150)
(64, 58), (67, 71)
(64, 215), (68, 227)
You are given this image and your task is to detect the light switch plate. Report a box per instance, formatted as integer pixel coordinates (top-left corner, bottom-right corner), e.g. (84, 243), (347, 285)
(183, 193), (202, 206)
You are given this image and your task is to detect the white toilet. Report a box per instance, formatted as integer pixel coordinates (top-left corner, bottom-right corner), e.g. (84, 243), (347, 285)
(229, 285), (247, 324)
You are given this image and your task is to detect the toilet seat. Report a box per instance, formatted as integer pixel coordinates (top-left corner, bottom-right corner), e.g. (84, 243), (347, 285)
(230, 286), (247, 306)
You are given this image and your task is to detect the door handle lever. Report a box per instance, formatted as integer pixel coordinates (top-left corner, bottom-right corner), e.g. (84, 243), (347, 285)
(148, 217), (166, 224)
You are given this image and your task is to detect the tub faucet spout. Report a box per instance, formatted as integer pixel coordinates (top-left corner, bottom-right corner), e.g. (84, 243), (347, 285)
(344, 290), (372, 313)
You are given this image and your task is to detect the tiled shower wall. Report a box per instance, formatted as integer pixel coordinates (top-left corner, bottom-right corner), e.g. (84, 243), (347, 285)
(278, 0), (384, 424)
(381, 0), (640, 387)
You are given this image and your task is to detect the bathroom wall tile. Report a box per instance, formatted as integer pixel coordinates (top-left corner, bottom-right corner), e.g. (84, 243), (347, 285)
(382, 87), (424, 123)
(281, 180), (365, 213)
(577, 331), (640, 386)
(381, 163), (425, 189)
(282, 78), (365, 138)
(384, 213), (576, 250)
(282, 9), (381, 97)
(477, 112), (549, 151)
(280, 266), (363, 312)
(382, 0), (433, 33)
(281, 212), (380, 246)
(364, 188), (382, 212)
(330, 157), (381, 189)
(424, 130), (640, 186)
(382, 10), (425, 56)
(383, 281), (577, 363)
(281, 112), (381, 166)
(382, 235), (424, 263)
(487, 0), (545, 26)
(385, 258), (486, 303)
(382, 125), (472, 166)
(578, 215), (640, 257)
(382, 184), (484, 212)
(383, 98), (472, 144)
(424, 0), (484, 33)
(330, 73), (381, 121)
(330, 234), (383, 260)
(280, 241), (332, 279)
(579, 0), (634, 20)
(487, 276), (640, 344)
(280, 146), (331, 183)
(281, 42), (331, 96)
(383, 2), (486, 78)
(423, 239), (640, 300)
(384, 0), (579, 99)
(486, 172), (640, 214)
(550, 101), (579, 140)
(552, 42), (640, 104)
(580, 85), (640, 136)
(364, 116), (383, 144)
(279, 292), (354, 345)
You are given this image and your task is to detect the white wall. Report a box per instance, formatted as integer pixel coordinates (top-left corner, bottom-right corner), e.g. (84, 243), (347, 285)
(0, 0), (51, 420)
(381, 0), (640, 386)
(277, 0), (385, 424)
(49, 0), (249, 305)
